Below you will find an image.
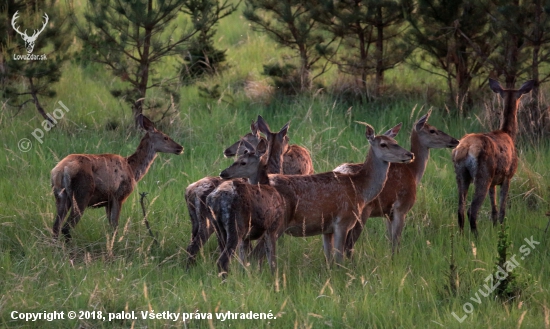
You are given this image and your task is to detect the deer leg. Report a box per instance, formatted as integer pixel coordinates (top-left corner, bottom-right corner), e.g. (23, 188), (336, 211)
(264, 232), (277, 274)
(61, 179), (92, 240)
(468, 179), (491, 236)
(389, 209), (406, 254)
(333, 225), (348, 265)
(322, 233), (334, 264)
(107, 199), (122, 230)
(217, 228), (238, 277)
(345, 207), (372, 259)
(489, 185), (498, 225)
(185, 201), (202, 263)
(456, 169), (471, 232)
(53, 191), (70, 239)
(498, 179), (511, 225)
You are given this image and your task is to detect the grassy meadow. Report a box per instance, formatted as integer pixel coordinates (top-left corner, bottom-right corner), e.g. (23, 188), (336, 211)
(1, 3), (550, 328)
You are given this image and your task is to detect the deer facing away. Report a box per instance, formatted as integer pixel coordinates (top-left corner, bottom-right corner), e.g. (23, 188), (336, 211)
(207, 139), (285, 276)
(334, 110), (459, 254)
(51, 115), (183, 240)
(266, 123), (414, 264)
(453, 78), (534, 235)
(184, 116), (289, 264)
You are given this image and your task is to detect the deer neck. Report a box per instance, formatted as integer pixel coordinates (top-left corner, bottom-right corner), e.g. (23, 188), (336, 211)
(126, 134), (158, 182)
(248, 158), (270, 185)
(266, 146), (283, 174)
(500, 97), (520, 140)
(357, 148), (391, 202)
(407, 130), (430, 185)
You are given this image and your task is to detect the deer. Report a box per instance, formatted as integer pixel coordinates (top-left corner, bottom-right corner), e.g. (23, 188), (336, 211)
(453, 78), (534, 235)
(11, 11), (49, 54)
(333, 110), (459, 254)
(265, 123), (414, 264)
(51, 115), (183, 240)
(207, 139), (286, 276)
(223, 120), (314, 175)
(184, 116), (289, 264)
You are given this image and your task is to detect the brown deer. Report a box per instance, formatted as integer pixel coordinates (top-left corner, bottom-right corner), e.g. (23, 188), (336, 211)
(224, 120), (314, 175)
(51, 115), (183, 240)
(333, 110), (459, 254)
(184, 116), (289, 264)
(207, 139), (285, 276)
(267, 123), (414, 264)
(453, 78), (534, 235)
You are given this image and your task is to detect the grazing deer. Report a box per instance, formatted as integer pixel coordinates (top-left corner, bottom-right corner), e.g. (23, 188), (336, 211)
(184, 116), (289, 264)
(267, 123), (414, 264)
(224, 120), (314, 175)
(333, 110), (459, 254)
(207, 139), (285, 276)
(453, 78), (534, 235)
(51, 115), (183, 240)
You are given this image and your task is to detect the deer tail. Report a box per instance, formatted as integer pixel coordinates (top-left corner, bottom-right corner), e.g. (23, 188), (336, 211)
(452, 137), (482, 163)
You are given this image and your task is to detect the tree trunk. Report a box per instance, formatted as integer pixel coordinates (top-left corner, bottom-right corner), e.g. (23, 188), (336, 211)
(299, 44), (311, 92)
(134, 0), (154, 126)
(357, 21), (368, 92)
(28, 77), (52, 123)
(456, 42), (472, 111)
(374, 6), (384, 97)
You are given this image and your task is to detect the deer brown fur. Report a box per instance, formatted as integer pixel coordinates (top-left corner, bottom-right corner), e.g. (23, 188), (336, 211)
(51, 115), (183, 240)
(207, 139), (285, 276)
(334, 111), (459, 254)
(267, 123), (414, 264)
(184, 116), (288, 264)
(453, 78), (534, 235)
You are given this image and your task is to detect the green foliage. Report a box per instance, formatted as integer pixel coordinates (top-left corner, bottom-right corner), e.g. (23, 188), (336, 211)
(313, 0), (413, 96)
(243, 0), (330, 91)
(406, 0), (494, 110)
(1, 0), (72, 120)
(179, 0), (238, 83)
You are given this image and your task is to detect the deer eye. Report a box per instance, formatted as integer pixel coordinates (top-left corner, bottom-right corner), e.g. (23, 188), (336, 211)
(430, 130), (436, 134)
(240, 161), (246, 166)
(164, 136), (169, 140)
(380, 143), (387, 148)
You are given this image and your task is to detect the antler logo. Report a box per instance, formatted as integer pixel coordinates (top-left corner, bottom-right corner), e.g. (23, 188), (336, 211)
(11, 11), (49, 54)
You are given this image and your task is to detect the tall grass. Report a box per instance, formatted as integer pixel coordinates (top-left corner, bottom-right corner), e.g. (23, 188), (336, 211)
(1, 2), (549, 328)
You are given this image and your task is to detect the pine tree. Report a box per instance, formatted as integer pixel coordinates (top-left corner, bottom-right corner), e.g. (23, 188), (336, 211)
(78, 0), (232, 123)
(313, 0), (412, 96)
(1, 0), (72, 122)
(243, 0), (330, 92)
(406, 0), (494, 110)
(179, 0), (238, 83)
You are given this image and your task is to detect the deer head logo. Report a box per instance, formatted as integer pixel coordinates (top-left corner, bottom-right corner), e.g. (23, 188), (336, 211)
(11, 11), (49, 54)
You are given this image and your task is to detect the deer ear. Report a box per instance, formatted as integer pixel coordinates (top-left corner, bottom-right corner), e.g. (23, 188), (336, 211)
(489, 78), (504, 96)
(518, 80), (535, 96)
(256, 139), (267, 156)
(257, 115), (272, 136)
(384, 123), (402, 138)
(277, 122), (290, 142)
(251, 120), (259, 137)
(365, 124), (376, 143)
(415, 110), (431, 131)
(138, 115), (156, 132)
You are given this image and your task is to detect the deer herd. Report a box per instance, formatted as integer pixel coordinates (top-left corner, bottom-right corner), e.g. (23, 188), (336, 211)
(50, 78), (535, 277)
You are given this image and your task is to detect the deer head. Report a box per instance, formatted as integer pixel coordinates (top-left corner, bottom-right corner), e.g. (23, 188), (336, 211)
(12, 11), (49, 54)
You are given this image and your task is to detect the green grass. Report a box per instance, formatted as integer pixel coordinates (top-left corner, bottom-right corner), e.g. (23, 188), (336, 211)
(1, 3), (550, 329)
